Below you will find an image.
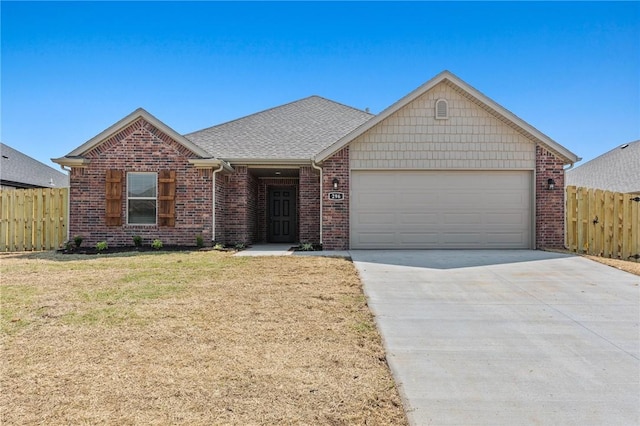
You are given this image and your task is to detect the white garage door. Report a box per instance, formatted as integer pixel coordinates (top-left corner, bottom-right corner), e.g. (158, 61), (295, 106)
(350, 170), (532, 249)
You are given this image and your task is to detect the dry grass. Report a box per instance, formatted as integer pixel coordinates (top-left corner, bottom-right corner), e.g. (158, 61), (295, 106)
(583, 255), (640, 276)
(0, 251), (406, 425)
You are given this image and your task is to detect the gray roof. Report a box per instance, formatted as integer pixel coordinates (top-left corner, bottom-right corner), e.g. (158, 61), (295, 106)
(0, 143), (69, 189)
(566, 140), (640, 194)
(184, 96), (373, 160)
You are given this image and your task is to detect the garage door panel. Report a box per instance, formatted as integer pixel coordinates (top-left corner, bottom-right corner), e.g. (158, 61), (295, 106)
(399, 213), (439, 225)
(351, 170), (532, 249)
(356, 232), (397, 245)
(398, 232), (439, 244)
(356, 212), (396, 225)
(488, 232), (528, 244)
(486, 212), (528, 225)
(443, 213), (482, 224)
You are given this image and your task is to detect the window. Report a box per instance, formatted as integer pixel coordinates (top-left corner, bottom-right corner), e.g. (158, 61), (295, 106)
(435, 98), (449, 119)
(127, 172), (157, 224)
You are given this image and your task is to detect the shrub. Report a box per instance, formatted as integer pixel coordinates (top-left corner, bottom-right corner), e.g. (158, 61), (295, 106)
(299, 242), (314, 251)
(132, 235), (142, 247)
(95, 241), (108, 252)
(213, 243), (225, 251)
(234, 242), (246, 251)
(196, 235), (204, 248)
(151, 239), (163, 250)
(73, 235), (83, 248)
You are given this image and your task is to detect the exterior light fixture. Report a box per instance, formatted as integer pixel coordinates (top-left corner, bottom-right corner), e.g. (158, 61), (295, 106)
(332, 177), (339, 190)
(547, 178), (555, 190)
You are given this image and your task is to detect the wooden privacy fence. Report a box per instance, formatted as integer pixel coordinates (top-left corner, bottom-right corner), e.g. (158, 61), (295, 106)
(566, 186), (640, 262)
(0, 188), (68, 252)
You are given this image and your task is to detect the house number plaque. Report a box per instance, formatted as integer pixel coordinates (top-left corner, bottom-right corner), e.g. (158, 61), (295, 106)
(328, 192), (344, 200)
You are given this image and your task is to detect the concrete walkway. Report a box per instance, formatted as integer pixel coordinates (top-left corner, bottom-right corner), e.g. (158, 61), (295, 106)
(233, 243), (295, 256)
(351, 250), (640, 425)
(234, 244), (350, 258)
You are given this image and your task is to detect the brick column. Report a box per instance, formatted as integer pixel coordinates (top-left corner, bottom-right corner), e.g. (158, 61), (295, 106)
(225, 166), (250, 244)
(535, 145), (565, 248)
(322, 148), (350, 250)
(299, 166), (320, 244)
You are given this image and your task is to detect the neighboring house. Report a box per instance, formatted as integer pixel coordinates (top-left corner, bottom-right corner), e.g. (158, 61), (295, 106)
(53, 70), (579, 250)
(1, 143), (69, 189)
(566, 140), (640, 194)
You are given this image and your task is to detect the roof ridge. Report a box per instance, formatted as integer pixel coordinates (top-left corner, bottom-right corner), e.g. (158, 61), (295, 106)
(184, 95), (371, 137)
(307, 95), (374, 117)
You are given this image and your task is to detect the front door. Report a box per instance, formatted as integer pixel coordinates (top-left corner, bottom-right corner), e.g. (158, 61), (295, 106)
(268, 188), (296, 243)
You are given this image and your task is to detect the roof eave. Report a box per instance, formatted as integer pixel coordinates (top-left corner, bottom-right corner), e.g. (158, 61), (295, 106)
(51, 157), (90, 168)
(188, 158), (234, 172)
(222, 158), (313, 166)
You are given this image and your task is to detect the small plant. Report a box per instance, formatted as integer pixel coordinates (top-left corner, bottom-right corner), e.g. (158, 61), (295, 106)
(299, 242), (315, 251)
(73, 235), (83, 248)
(213, 242), (225, 251)
(234, 242), (246, 251)
(151, 239), (163, 250)
(196, 235), (204, 248)
(63, 240), (73, 251)
(132, 235), (142, 247)
(95, 241), (108, 252)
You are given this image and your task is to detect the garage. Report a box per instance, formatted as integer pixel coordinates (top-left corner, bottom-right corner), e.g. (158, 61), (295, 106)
(350, 170), (533, 249)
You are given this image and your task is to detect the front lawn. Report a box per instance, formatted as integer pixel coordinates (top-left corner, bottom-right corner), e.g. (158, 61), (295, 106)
(0, 251), (406, 425)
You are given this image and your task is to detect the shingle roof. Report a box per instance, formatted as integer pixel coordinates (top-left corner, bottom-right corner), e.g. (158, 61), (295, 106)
(566, 140), (640, 194)
(1, 143), (69, 188)
(184, 96), (373, 160)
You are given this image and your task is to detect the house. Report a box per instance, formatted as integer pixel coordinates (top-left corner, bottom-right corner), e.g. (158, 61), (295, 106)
(52, 71), (579, 250)
(1, 143), (69, 189)
(566, 140), (640, 194)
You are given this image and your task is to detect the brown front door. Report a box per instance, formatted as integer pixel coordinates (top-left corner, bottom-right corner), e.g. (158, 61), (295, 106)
(268, 188), (296, 243)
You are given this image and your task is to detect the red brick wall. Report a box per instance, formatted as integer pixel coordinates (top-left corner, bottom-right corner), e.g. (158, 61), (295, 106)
(322, 148), (350, 250)
(535, 145), (565, 248)
(247, 172), (259, 243)
(223, 166), (249, 244)
(299, 166), (320, 244)
(213, 171), (226, 243)
(68, 118), (213, 247)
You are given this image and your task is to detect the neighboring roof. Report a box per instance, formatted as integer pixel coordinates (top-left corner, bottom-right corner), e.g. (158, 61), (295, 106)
(53, 108), (213, 167)
(566, 140), (640, 194)
(1, 143), (69, 188)
(184, 96), (373, 161)
(315, 70), (581, 164)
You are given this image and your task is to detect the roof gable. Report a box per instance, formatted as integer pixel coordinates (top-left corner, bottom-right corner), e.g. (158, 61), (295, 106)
(566, 140), (640, 194)
(185, 96), (372, 161)
(315, 70), (580, 164)
(55, 108), (212, 165)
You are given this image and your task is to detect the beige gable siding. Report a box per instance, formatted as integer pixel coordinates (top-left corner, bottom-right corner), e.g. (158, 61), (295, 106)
(350, 81), (536, 170)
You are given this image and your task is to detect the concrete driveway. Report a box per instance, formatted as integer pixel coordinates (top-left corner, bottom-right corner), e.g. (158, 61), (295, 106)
(351, 250), (639, 426)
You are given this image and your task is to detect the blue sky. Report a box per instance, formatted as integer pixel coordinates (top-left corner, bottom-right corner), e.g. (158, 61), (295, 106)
(2, 1), (639, 170)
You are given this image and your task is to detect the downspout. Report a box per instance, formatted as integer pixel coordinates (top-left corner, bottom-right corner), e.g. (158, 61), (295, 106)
(59, 165), (72, 243)
(212, 163), (225, 243)
(562, 162), (575, 250)
(311, 160), (323, 245)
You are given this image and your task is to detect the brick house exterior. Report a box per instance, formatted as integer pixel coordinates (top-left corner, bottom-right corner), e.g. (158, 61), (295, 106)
(54, 71), (579, 250)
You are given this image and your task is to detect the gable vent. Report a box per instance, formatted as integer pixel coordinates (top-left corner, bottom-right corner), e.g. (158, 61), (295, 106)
(435, 99), (448, 119)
